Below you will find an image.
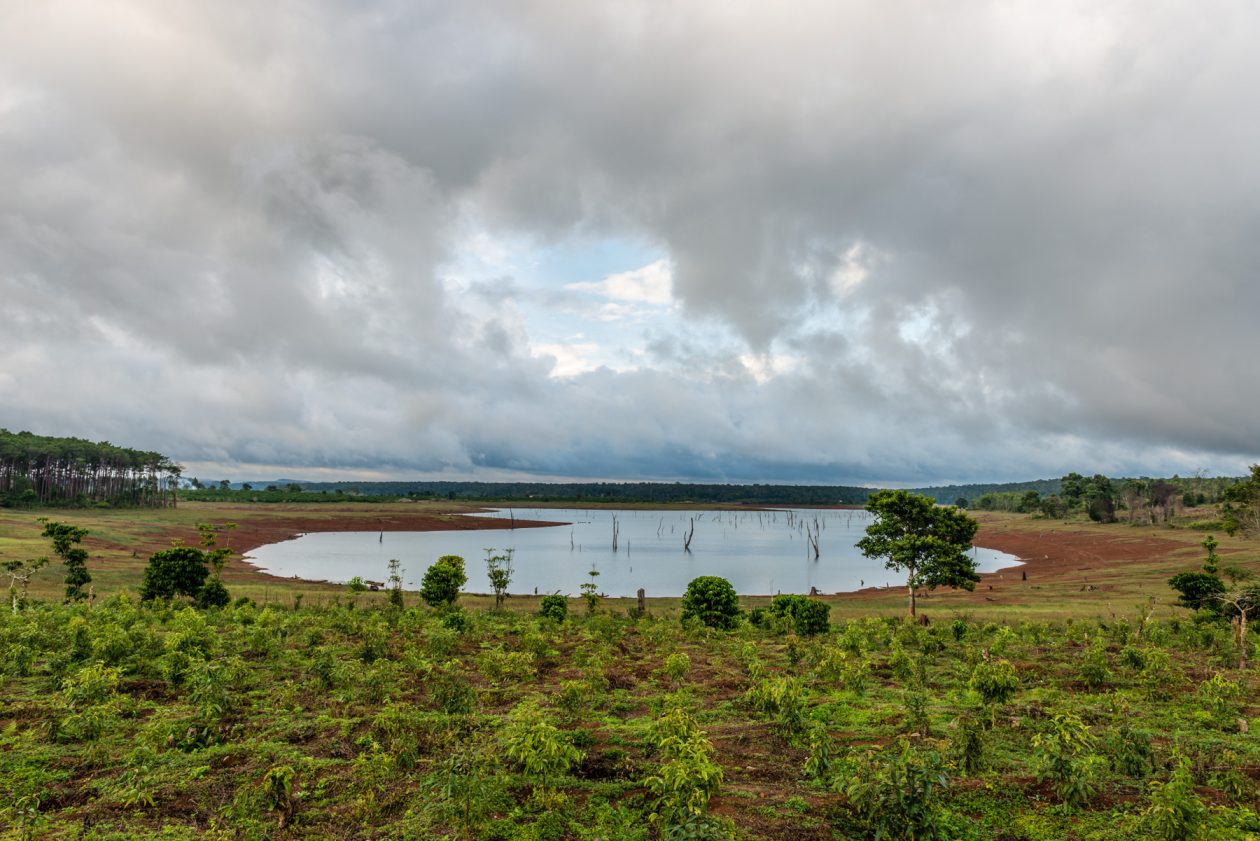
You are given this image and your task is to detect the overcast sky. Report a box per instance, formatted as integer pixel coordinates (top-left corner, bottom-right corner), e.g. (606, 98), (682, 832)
(2, 1), (1258, 485)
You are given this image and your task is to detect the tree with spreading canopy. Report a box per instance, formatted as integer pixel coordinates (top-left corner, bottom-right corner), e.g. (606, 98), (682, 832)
(856, 490), (980, 618)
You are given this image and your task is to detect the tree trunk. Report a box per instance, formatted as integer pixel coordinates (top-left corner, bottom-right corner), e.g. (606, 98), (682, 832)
(908, 582), (917, 618)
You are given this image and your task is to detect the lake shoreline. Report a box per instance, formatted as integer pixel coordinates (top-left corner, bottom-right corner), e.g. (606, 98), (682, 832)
(237, 505), (1022, 598)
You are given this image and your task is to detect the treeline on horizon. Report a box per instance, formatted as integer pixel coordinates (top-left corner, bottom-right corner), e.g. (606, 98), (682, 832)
(4, 428), (1250, 513)
(965, 472), (1244, 522)
(186, 480), (874, 505)
(0, 429), (181, 509)
(187, 477), (1073, 506)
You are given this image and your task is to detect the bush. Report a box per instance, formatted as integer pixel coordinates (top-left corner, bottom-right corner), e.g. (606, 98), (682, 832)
(680, 577), (741, 630)
(969, 658), (1019, 707)
(139, 546), (210, 602)
(196, 579), (230, 609)
(539, 594), (568, 622)
(768, 594), (831, 636)
(840, 740), (951, 841)
(1032, 713), (1103, 811)
(1168, 572), (1225, 611)
(420, 555), (467, 608)
(1142, 758), (1207, 840)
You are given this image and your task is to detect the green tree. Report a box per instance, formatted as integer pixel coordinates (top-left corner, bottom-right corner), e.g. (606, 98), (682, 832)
(40, 519), (91, 601)
(420, 555), (466, 608)
(856, 490), (980, 618)
(1221, 465), (1260, 536)
(1061, 472), (1086, 507)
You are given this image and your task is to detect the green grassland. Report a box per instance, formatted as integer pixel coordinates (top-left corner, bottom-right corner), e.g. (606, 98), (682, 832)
(2, 594), (1260, 839)
(2, 502), (1260, 839)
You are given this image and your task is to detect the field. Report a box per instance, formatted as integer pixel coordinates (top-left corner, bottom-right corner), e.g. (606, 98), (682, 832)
(2, 502), (1259, 839)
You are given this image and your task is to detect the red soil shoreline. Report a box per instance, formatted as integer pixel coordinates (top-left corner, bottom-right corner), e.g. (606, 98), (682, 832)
(148, 505), (1190, 596)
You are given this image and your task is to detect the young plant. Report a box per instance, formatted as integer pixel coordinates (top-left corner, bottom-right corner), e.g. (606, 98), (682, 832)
(839, 739), (950, 841)
(580, 565), (601, 615)
(744, 675), (809, 737)
(1031, 713), (1102, 812)
(539, 594), (567, 622)
(500, 699), (582, 795)
(1142, 756), (1207, 841)
(968, 657), (1019, 724)
(260, 765), (296, 828)
(386, 558), (405, 610)
(644, 706), (724, 829)
(484, 548), (514, 610)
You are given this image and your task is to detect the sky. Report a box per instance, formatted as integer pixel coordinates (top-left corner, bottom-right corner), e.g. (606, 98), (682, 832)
(1, 1), (1258, 486)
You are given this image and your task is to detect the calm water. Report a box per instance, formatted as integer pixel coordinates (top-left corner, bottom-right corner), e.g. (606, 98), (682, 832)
(244, 507), (1021, 598)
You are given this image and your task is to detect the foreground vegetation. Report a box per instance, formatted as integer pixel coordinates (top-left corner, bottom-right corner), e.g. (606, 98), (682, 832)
(3, 591), (1260, 840)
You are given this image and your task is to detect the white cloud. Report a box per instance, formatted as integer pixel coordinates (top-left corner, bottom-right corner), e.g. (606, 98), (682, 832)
(530, 341), (602, 378)
(568, 259), (673, 306)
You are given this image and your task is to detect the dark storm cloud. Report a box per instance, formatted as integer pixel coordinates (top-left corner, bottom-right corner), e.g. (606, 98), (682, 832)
(1, 1), (1256, 483)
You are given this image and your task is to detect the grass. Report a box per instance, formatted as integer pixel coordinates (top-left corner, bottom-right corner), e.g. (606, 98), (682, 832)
(1, 596), (1259, 839)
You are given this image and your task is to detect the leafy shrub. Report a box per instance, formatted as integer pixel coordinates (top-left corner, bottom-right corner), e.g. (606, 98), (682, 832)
(196, 579), (230, 609)
(767, 594), (831, 636)
(420, 555), (467, 608)
(539, 594), (568, 622)
(1032, 713), (1103, 811)
(969, 658), (1019, 707)
(644, 707), (724, 829)
(744, 675), (808, 736)
(888, 641), (915, 682)
(816, 646), (870, 695)
(1120, 644), (1147, 670)
(1142, 757), (1207, 840)
(261, 765), (296, 825)
(839, 740), (950, 841)
(662, 652), (691, 683)
(1079, 638), (1112, 689)
(139, 546), (210, 602)
(680, 577), (741, 630)
(1103, 723), (1155, 778)
(54, 661), (122, 742)
(950, 709), (986, 774)
(500, 699), (582, 791)
(441, 606), (471, 633)
(950, 618), (968, 641)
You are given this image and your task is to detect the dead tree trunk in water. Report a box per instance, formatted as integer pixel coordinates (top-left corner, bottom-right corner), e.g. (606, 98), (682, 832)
(683, 518), (695, 553)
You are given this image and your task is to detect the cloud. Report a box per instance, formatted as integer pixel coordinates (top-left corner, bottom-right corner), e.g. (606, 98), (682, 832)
(568, 259), (673, 306)
(0, 1), (1257, 484)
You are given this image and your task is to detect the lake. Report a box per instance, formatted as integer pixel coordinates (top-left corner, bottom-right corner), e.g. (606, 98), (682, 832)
(243, 507), (1021, 598)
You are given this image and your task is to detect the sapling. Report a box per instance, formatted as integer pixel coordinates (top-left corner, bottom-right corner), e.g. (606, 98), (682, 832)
(3, 557), (47, 613)
(580, 565), (601, 615)
(484, 548), (513, 610)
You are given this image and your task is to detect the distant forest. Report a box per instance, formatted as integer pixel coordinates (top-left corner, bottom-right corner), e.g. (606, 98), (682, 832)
(0, 429), (181, 508)
(6, 428), (1246, 514)
(185, 477), (1069, 506)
